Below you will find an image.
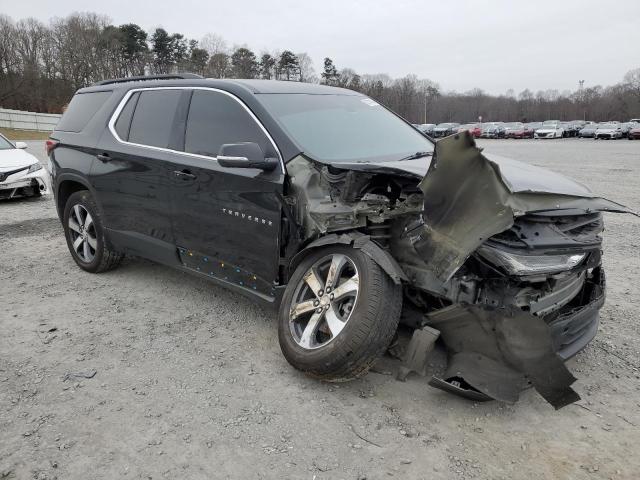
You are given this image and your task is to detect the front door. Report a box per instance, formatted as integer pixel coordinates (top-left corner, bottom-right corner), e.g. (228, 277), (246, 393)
(169, 89), (285, 299)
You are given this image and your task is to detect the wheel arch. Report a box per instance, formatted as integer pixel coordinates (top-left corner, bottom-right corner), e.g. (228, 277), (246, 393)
(55, 174), (100, 220)
(288, 232), (408, 285)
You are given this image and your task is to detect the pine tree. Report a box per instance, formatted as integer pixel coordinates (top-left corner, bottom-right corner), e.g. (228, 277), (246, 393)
(230, 47), (258, 78)
(277, 50), (300, 81)
(259, 54), (276, 79)
(321, 57), (339, 85)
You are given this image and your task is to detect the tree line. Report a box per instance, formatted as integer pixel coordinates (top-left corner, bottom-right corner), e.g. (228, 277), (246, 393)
(1, 12), (639, 123)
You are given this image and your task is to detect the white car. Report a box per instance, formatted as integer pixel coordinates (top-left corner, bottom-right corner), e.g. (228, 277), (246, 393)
(0, 134), (50, 199)
(594, 123), (623, 140)
(534, 122), (565, 139)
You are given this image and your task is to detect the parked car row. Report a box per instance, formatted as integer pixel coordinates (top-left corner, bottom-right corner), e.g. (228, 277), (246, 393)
(413, 120), (640, 140)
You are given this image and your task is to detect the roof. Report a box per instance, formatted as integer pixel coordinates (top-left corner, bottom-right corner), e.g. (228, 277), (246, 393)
(81, 77), (359, 96)
(225, 79), (359, 95)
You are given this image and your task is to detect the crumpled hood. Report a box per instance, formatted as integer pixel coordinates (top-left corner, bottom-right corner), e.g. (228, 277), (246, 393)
(483, 153), (593, 196)
(0, 149), (40, 171)
(331, 150), (595, 198)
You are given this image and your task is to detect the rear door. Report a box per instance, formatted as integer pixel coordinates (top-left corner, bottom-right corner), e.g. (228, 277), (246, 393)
(169, 88), (284, 299)
(92, 88), (189, 264)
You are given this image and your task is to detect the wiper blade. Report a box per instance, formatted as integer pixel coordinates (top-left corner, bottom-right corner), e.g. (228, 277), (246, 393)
(397, 151), (432, 162)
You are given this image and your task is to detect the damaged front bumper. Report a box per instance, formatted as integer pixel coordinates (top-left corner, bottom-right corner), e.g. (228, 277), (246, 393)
(0, 168), (50, 199)
(424, 267), (605, 409)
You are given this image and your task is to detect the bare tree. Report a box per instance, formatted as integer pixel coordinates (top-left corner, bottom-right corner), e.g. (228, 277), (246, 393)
(200, 33), (227, 56)
(296, 52), (316, 83)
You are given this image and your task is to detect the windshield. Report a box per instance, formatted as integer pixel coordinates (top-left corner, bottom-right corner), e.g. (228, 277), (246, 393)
(259, 94), (434, 163)
(598, 124), (617, 129)
(505, 123), (523, 128)
(0, 135), (14, 150)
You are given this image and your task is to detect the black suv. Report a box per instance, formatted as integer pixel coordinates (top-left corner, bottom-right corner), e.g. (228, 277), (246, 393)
(48, 75), (632, 408)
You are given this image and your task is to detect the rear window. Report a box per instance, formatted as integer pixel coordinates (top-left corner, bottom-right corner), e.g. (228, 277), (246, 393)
(56, 91), (112, 132)
(128, 90), (182, 148)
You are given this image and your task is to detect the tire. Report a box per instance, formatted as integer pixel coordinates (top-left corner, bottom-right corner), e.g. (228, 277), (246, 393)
(278, 245), (402, 382)
(63, 190), (123, 273)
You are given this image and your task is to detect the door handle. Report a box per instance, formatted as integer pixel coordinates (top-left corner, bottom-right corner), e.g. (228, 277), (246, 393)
(173, 169), (196, 179)
(96, 153), (111, 162)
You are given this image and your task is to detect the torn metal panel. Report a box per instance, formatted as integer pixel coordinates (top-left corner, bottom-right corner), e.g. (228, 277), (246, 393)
(426, 304), (580, 409)
(286, 155), (423, 237)
(396, 326), (440, 381)
(414, 132), (636, 283)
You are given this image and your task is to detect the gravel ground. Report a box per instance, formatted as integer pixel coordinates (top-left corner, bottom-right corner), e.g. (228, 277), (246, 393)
(1, 139), (639, 480)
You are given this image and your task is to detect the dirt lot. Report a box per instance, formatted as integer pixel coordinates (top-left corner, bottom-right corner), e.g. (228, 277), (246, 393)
(1, 139), (639, 480)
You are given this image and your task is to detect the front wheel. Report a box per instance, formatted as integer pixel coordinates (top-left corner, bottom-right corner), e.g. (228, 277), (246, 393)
(278, 246), (402, 381)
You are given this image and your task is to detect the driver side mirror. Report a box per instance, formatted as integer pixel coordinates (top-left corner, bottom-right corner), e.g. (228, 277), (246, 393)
(15, 141), (28, 149)
(217, 142), (278, 171)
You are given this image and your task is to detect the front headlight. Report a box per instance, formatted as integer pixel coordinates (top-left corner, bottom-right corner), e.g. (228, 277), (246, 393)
(477, 245), (586, 275)
(28, 163), (43, 173)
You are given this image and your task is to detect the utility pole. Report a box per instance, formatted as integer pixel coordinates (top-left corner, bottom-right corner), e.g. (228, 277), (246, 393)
(424, 95), (427, 124)
(579, 80), (585, 120)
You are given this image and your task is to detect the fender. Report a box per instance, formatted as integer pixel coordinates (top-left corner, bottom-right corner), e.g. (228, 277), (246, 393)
(290, 231), (408, 284)
(54, 172), (102, 216)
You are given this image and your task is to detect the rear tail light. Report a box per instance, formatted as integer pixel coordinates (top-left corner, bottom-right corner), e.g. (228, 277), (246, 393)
(45, 139), (59, 155)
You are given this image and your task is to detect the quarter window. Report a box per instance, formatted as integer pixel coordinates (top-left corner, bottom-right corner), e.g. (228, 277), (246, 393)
(184, 90), (272, 158)
(56, 91), (112, 132)
(113, 91), (140, 141)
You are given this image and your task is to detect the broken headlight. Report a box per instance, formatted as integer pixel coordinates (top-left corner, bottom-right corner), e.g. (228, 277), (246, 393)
(28, 163), (43, 173)
(477, 245), (586, 275)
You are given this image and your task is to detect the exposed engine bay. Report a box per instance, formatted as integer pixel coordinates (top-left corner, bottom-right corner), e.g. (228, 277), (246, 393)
(281, 132), (635, 409)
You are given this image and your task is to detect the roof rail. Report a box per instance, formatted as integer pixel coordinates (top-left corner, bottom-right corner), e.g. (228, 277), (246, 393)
(92, 73), (204, 86)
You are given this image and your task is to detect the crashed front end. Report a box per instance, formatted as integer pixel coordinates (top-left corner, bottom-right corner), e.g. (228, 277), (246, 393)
(285, 132), (634, 408)
(395, 211), (606, 408)
(0, 164), (50, 199)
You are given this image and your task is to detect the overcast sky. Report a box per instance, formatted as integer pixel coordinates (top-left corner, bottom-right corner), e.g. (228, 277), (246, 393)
(1, 0), (638, 94)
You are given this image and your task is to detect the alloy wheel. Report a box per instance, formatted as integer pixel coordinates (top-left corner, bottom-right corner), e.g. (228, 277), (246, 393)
(289, 253), (359, 350)
(68, 204), (97, 263)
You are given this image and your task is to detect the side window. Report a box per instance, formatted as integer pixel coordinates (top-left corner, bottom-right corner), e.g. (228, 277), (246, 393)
(128, 90), (182, 148)
(113, 91), (140, 141)
(184, 90), (273, 158)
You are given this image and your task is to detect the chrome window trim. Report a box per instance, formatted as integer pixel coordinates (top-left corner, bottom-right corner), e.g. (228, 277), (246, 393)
(107, 86), (285, 173)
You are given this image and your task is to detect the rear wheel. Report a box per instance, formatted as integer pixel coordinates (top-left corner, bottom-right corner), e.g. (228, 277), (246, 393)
(63, 190), (123, 273)
(278, 246), (402, 381)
